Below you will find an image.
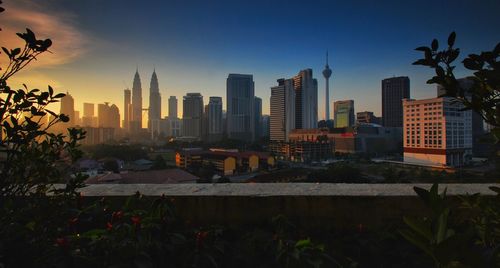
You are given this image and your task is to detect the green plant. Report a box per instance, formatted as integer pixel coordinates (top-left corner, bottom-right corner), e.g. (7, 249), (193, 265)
(459, 186), (500, 266)
(400, 184), (484, 267)
(0, 3), (86, 266)
(272, 215), (339, 268)
(413, 32), (500, 137)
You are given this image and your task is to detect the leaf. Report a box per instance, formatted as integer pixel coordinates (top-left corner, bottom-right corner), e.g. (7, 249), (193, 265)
(435, 66), (445, 77)
(295, 238), (312, 248)
(447, 32), (456, 47)
(436, 208), (450, 244)
(413, 59), (428, 66)
(2, 47), (10, 57)
(463, 58), (481, 70)
(431, 39), (439, 51)
(414, 186), (430, 203)
(489, 186), (500, 195)
(399, 230), (434, 258)
(11, 47), (21, 56)
(415, 46), (431, 52)
(403, 216), (433, 241)
(59, 114), (69, 122)
(494, 42), (500, 56)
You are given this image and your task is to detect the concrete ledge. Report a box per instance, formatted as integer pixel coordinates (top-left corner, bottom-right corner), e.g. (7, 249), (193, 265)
(78, 183), (500, 229)
(79, 183), (499, 197)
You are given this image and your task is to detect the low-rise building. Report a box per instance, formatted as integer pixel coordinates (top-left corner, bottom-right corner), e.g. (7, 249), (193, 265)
(270, 125), (402, 162)
(175, 148), (275, 175)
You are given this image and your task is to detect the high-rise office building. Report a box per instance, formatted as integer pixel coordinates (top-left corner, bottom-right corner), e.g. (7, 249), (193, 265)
(98, 102), (120, 129)
(182, 93), (203, 139)
(254, 96), (262, 139)
(131, 69), (143, 132)
(60, 92), (75, 124)
(403, 97), (472, 167)
(437, 78), (485, 156)
(123, 89), (131, 130)
(322, 52), (332, 121)
(334, 100), (355, 128)
(82, 102), (96, 127)
(293, 69), (318, 129)
(148, 70), (161, 134)
(261, 115), (270, 138)
(74, 111), (81, 126)
(226, 74), (255, 141)
(381, 76), (410, 127)
(270, 79), (295, 142)
(207, 97), (223, 142)
(168, 96), (178, 118)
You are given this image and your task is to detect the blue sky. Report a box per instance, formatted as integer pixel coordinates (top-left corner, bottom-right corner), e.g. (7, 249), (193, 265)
(3, 0), (500, 120)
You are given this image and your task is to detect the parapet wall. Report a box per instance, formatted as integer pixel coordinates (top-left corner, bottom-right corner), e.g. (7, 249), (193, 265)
(79, 183), (499, 229)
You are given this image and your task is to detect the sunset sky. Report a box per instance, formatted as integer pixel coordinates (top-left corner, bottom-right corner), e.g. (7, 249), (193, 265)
(2, 0), (499, 123)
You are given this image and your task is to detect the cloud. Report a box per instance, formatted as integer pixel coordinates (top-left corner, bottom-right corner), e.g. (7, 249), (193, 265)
(1, 0), (89, 68)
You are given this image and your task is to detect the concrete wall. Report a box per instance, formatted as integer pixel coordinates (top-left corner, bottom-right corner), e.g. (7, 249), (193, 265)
(78, 183), (499, 229)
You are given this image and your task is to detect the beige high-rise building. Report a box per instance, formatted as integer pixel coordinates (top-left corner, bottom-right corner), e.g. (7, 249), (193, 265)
(403, 97), (472, 167)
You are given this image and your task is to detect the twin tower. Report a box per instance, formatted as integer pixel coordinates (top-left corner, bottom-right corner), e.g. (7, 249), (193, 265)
(123, 69), (161, 133)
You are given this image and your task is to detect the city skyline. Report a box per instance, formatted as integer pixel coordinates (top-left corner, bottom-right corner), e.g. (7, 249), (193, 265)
(3, 0), (500, 121)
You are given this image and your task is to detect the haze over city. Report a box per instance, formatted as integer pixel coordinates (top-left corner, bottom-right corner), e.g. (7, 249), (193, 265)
(3, 0), (499, 121)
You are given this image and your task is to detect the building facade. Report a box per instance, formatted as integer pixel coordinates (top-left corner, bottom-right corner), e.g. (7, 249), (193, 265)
(168, 96), (178, 119)
(382, 76), (410, 127)
(356, 111), (381, 125)
(207, 96), (223, 142)
(148, 70), (161, 136)
(98, 103), (120, 129)
(334, 100), (355, 128)
(293, 69), (318, 129)
(182, 93), (204, 139)
(254, 96), (262, 139)
(437, 78), (485, 156)
(403, 97), (472, 167)
(131, 70), (143, 132)
(60, 92), (75, 124)
(123, 89), (131, 131)
(82, 102), (97, 127)
(270, 78), (295, 142)
(226, 74), (255, 141)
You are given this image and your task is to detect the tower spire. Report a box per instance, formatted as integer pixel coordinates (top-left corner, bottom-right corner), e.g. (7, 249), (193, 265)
(322, 50), (332, 122)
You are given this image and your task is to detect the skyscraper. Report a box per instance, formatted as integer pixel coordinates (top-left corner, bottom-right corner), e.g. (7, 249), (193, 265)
(148, 70), (161, 134)
(293, 69), (318, 129)
(82, 102), (96, 127)
(168, 96), (178, 118)
(226, 74), (255, 141)
(131, 69), (142, 132)
(334, 100), (355, 128)
(207, 97), (223, 142)
(322, 52), (332, 121)
(270, 79), (295, 142)
(254, 96), (262, 139)
(98, 102), (120, 129)
(381, 76), (410, 127)
(182, 93), (203, 139)
(123, 89), (131, 130)
(60, 92), (75, 124)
